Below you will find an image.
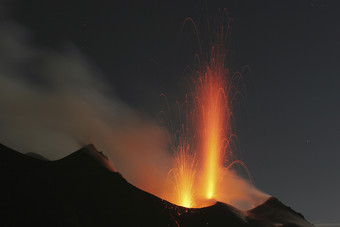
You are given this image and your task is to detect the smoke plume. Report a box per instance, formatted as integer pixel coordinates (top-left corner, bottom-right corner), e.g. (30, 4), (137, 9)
(0, 21), (172, 196)
(0, 21), (269, 210)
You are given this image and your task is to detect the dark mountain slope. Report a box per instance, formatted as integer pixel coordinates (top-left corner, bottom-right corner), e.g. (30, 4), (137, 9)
(0, 143), (313, 227)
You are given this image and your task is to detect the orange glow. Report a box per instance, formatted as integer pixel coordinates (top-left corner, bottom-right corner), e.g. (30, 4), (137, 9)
(166, 116), (198, 208)
(132, 20), (270, 210)
(170, 144), (196, 208)
(198, 42), (230, 201)
(165, 26), (233, 208)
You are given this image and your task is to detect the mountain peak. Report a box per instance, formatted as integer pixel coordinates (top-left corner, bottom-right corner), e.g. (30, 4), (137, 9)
(59, 144), (116, 172)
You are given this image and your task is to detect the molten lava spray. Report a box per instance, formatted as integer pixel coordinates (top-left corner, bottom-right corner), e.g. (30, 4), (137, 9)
(171, 142), (197, 208)
(196, 27), (233, 207)
(198, 45), (230, 201)
(163, 15), (271, 209)
(166, 25), (236, 208)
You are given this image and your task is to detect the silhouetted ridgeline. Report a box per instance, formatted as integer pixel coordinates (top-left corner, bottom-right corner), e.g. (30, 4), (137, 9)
(0, 143), (313, 226)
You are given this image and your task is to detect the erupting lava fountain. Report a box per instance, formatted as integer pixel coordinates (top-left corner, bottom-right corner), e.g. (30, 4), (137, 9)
(164, 20), (256, 209)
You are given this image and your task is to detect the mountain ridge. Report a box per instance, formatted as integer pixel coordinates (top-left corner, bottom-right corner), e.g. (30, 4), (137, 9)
(0, 143), (314, 226)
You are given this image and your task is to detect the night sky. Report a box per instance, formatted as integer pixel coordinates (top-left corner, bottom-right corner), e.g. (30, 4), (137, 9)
(4, 0), (340, 225)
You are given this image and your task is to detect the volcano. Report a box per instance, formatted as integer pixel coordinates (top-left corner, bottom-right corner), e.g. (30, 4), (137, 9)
(0, 143), (313, 226)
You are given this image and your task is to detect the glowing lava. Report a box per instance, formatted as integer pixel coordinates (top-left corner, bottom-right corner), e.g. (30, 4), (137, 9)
(171, 145), (197, 207)
(196, 33), (232, 203)
(167, 114), (198, 208)
(166, 25), (234, 208)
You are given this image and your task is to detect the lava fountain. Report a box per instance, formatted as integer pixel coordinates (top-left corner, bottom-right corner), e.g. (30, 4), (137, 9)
(198, 43), (230, 201)
(165, 22), (238, 208)
(195, 24), (233, 206)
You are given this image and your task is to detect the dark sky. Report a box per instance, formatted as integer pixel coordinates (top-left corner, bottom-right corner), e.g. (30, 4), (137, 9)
(6, 0), (340, 224)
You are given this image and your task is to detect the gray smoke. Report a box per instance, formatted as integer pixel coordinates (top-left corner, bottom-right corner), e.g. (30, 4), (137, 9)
(0, 21), (172, 196)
